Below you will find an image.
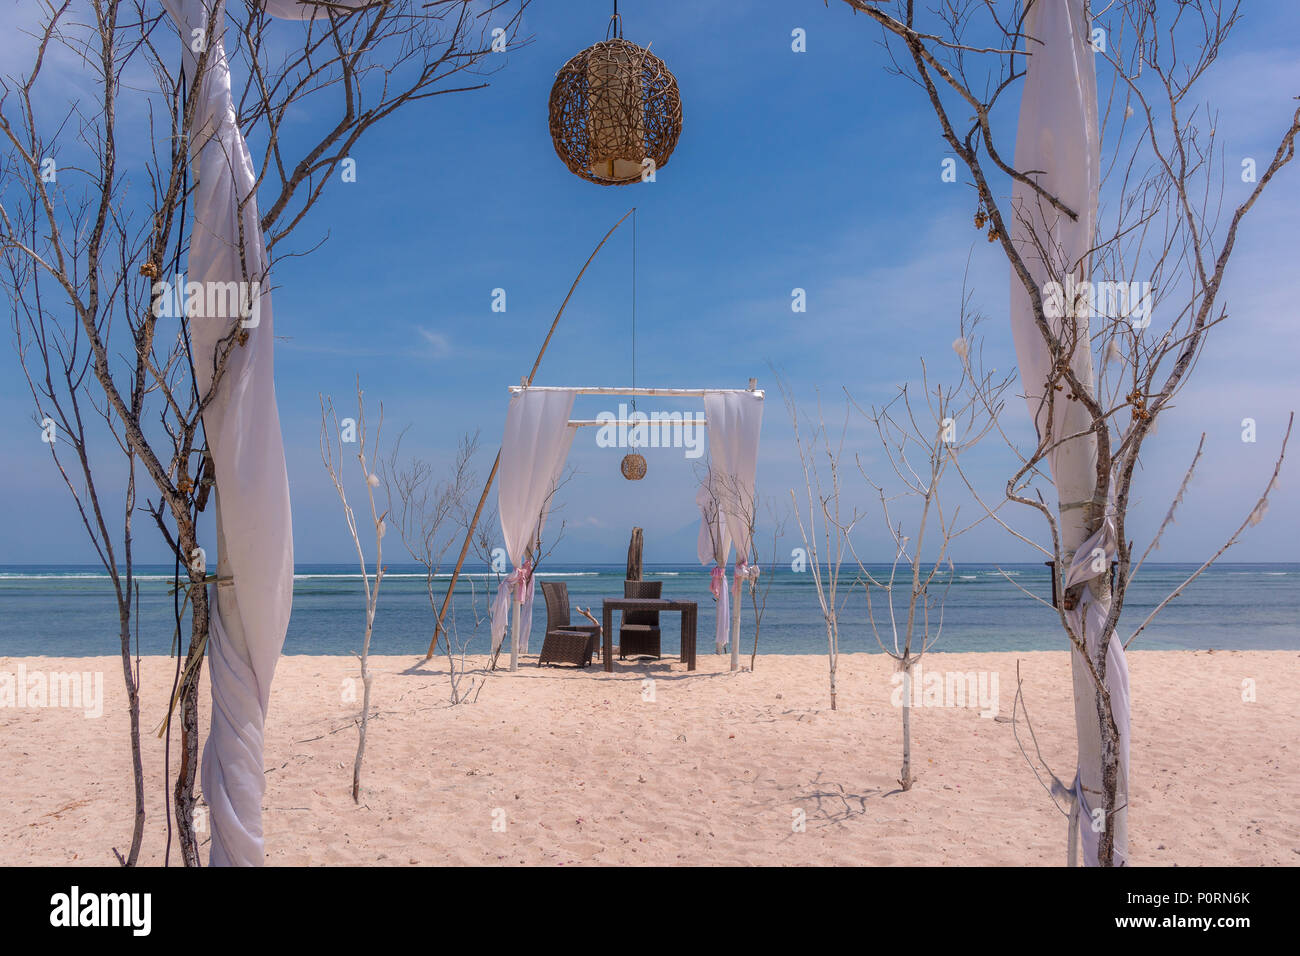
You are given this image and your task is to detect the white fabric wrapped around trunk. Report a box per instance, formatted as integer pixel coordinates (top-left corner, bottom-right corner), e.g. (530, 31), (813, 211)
(1063, 507), (1130, 866)
(157, 0), (335, 867)
(491, 388), (577, 653)
(1011, 0), (1129, 865)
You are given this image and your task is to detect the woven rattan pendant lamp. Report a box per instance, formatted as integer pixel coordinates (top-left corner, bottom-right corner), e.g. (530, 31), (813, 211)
(549, 3), (683, 186)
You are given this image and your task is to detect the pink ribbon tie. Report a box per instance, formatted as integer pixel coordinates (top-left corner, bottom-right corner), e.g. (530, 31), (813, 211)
(508, 558), (533, 599)
(709, 564), (725, 600)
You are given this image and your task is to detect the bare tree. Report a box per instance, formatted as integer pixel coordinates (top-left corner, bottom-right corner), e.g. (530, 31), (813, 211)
(836, 0), (1299, 864)
(320, 380), (386, 803)
(748, 496), (787, 670)
(386, 429), (481, 703)
(0, 0), (528, 863)
(7, 239), (149, 863)
(781, 385), (862, 711)
(469, 502), (502, 630)
(845, 326), (1012, 791)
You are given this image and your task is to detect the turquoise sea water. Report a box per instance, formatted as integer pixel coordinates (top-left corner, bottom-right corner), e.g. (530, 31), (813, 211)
(0, 562), (1295, 658)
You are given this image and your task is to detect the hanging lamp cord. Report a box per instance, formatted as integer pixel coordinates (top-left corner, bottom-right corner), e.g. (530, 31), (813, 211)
(607, 0), (622, 40)
(626, 205), (631, 416)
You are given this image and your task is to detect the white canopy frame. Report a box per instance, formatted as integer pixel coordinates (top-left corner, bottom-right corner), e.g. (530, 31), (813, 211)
(498, 382), (763, 672)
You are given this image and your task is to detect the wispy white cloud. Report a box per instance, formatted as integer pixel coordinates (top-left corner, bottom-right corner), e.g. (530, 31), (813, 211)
(417, 327), (452, 358)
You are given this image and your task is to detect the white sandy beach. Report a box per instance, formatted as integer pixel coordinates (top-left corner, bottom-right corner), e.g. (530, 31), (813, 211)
(1, 649), (1295, 866)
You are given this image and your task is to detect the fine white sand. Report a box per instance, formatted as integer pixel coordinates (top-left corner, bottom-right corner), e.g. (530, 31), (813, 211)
(1, 649), (1295, 865)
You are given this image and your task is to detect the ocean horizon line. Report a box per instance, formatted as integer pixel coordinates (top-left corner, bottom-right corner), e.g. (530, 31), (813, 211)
(2, 560), (1295, 657)
(2, 560), (1295, 574)
(0, 561), (1293, 585)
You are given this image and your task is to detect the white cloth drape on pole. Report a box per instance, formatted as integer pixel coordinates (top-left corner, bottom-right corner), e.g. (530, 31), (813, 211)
(702, 390), (763, 560)
(491, 388), (577, 655)
(1011, 0), (1129, 865)
(696, 480), (731, 653)
(160, 0), (343, 867)
(702, 391), (763, 667)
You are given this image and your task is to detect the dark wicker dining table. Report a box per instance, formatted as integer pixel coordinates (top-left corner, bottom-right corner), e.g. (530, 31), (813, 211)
(601, 597), (698, 672)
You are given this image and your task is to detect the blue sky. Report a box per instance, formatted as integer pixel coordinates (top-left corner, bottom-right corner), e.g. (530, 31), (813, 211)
(2, 0), (1298, 567)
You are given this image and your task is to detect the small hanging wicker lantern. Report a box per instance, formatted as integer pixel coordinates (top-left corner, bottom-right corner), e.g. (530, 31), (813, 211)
(548, 10), (682, 186)
(621, 451), (647, 480)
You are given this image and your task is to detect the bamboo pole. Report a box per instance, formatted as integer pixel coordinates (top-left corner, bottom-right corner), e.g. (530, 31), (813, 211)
(730, 580), (741, 672)
(510, 592), (521, 671)
(425, 209), (636, 659)
(511, 385), (763, 397)
(567, 418), (709, 427)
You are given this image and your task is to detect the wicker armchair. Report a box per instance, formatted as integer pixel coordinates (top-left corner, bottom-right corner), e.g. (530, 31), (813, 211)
(538, 581), (601, 667)
(619, 579), (662, 659)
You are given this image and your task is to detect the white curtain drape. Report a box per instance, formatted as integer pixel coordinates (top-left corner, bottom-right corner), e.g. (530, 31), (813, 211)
(491, 389), (577, 653)
(703, 391), (763, 561)
(163, 0), (366, 867)
(1011, 0), (1129, 865)
(696, 480), (731, 653)
(702, 391), (763, 660)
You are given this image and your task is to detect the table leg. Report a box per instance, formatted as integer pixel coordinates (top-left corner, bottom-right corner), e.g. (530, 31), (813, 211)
(603, 604), (613, 673)
(679, 609), (687, 665)
(686, 606), (696, 671)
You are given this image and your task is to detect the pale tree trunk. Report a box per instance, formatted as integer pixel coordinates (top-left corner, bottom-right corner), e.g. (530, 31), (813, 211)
(319, 387), (385, 804)
(115, 595), (145, 865)
(351, 528), (379, 804)
(353, 512), (380, 804)
(827, 624), (838, 712)
(353, 627), (375, 803)
(899, 658), (914, 791)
